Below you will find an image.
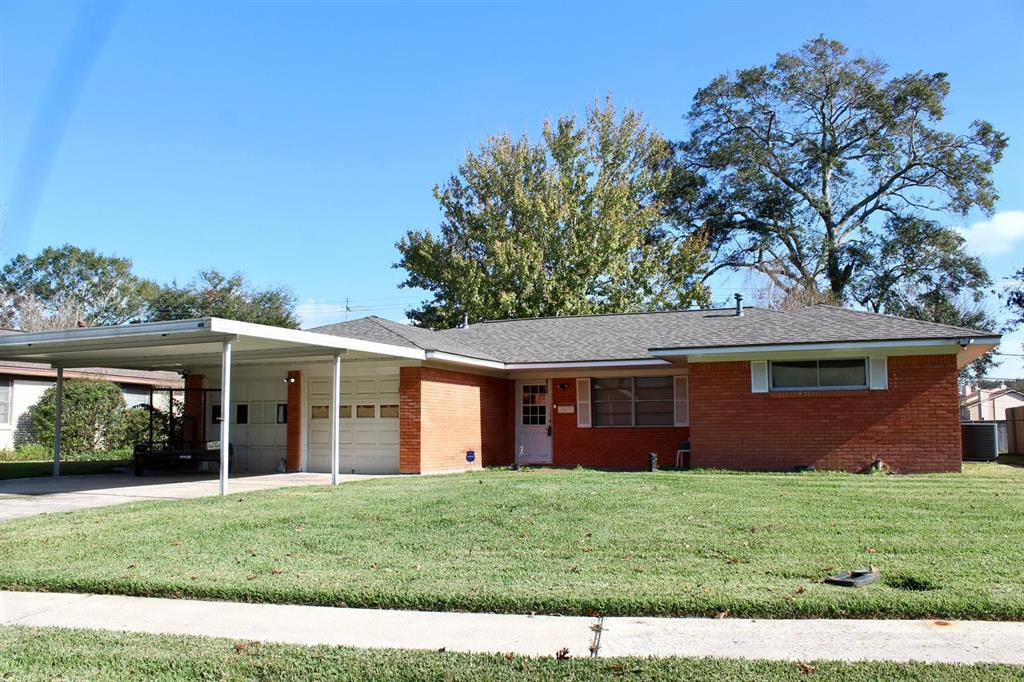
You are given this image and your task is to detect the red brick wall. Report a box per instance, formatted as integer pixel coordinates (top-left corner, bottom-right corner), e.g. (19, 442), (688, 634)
(183, 374), (205, 444)
(550, 378), (690, 469)
(400, 367), (512, 474)
(688, 355), (961, 473)
(285, 370), (302, 472)
(399, 367), (422, 474)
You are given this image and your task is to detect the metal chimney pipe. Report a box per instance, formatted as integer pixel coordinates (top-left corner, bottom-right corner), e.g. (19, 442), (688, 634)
(734, 293), (744, 317)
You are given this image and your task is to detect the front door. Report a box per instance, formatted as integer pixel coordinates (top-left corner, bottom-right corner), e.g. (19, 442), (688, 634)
(516, 381), (552, 464)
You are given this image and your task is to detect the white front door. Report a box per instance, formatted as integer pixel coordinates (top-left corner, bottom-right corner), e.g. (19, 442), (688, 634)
(516, 381), (552, 464)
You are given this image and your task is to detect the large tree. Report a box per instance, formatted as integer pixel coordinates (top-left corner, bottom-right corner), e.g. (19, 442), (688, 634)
(680, 36), (1007, 308)
(0, 245), (156, 330)
(396, 99), (710, 328)
(146, 269), (300, 328)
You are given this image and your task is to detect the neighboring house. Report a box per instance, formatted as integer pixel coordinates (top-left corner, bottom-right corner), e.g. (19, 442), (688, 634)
(960, 386), (1024, 421)
(0, 304), (999, 474)
(0, 330), (182, 450)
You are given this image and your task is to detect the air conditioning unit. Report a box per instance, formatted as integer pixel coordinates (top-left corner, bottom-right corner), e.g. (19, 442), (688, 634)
(961, 422), (999, 461)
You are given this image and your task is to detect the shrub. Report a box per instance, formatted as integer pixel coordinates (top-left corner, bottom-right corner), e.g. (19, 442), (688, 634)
(0, 444), (51, 462)
(27, 379), (128, 456)
(115, 404), (172, 449)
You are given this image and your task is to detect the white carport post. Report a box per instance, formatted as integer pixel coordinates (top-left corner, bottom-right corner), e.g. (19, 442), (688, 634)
(330, 352), (342, 485)
(219, 340), (233, 496)
(52, 367), (64, 477)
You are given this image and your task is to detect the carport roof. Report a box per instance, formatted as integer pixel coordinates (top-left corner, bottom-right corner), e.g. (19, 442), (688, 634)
(0, 317), (429, 371)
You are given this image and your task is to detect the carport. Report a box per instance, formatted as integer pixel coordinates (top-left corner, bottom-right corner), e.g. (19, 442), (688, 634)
(0, 318), (425, 494)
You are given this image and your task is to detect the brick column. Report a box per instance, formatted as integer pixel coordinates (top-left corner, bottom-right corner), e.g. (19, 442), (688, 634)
(183, 374), (205, 444)
(399, 367), (421, 474)
(286, 370), (302, 471)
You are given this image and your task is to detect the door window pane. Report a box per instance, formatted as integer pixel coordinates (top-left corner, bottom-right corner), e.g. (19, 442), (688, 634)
(276, 404), (288, 424)
(235, 404), (248, 424)
(356, 404), (376, 418)
(771, 361), (818, 389)
(819, 359), (867, 387)
(339, 404), (353, 419)
(521, 384), (547, 425)
(310, 405), (329, 419)
(379, 404), (399, 418)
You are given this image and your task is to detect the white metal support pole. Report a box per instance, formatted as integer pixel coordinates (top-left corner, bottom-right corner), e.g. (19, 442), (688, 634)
(53, 367), (64, 477)
(330, 352), (341, 485)
(219, 340), (233, 496)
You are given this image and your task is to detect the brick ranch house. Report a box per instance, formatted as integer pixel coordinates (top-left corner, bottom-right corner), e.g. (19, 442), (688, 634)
(0, 304), (999, 481)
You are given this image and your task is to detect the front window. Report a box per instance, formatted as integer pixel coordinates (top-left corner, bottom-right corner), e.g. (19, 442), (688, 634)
(0, 379), (10, 425)
(592, 376), (674, 427)
(771, 359), (867, 390)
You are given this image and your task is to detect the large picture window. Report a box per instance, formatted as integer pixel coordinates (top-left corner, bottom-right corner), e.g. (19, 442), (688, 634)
(592, 376), (674, 427)
(770, 359), (867, 390)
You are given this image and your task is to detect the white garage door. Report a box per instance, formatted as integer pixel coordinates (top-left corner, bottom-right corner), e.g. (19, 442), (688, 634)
(307, 374), (399, 474)
(208, 378), (288, 472)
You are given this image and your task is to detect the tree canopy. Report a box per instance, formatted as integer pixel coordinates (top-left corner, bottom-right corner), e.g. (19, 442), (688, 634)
(679, 36), (1007, 310)
(396, 99), (710, 328)
(147, 269), (300, 328)
(0, 247), (300, 330)
(1007, 268), (1024, 332)
(0, 245), (156, 330)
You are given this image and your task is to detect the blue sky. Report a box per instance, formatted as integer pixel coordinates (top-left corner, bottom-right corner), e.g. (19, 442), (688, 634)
(2, 0), (1023, 373)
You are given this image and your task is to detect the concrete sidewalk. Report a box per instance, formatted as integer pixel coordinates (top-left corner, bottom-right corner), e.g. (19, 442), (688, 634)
(3, 591), (1023, 664)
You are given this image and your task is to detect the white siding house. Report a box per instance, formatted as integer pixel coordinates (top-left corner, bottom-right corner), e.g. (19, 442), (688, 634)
(0, 362), (181, 450)
(960, 387), (1024, 422)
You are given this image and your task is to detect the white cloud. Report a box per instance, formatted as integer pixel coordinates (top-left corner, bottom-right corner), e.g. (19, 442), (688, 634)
(955, 210), (1024, 256)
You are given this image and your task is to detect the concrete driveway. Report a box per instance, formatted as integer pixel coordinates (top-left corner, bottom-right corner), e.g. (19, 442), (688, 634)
(0, 471), (384, 522)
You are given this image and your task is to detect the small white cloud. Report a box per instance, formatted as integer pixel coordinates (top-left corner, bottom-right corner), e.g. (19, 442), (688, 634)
(955, 210), (1024, 256)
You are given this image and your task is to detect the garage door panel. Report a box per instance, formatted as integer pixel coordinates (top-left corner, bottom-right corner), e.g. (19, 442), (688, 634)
(307, 371), (400, 474)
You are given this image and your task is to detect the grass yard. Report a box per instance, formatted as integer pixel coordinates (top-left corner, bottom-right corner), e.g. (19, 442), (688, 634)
(0, 464), (1021, 619)
(0, 459), (130, 480)
(2, 627), (1020, 682)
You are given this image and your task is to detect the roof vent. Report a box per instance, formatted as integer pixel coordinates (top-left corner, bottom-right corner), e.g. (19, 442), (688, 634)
(460, 312), (470, 329)
(734, 293), (744, 317)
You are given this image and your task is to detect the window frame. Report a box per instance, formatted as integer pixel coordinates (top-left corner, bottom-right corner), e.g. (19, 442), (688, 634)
(590, 376), (675, 428)
(0, 378), (11, 426)
(769, 358), (869, 392)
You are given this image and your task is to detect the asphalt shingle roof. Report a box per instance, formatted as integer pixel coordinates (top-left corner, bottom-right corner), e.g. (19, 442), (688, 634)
(309, 306), (995, 365)
(310, 316), (501, 362)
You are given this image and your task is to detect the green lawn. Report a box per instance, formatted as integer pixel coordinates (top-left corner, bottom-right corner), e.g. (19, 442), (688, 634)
(2, 627), (1020, 682)
(1, 464), (1022, 619)
(0, 459), (130, 480)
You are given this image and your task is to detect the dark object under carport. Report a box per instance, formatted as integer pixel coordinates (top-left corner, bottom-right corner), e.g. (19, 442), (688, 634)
(134, 441), (233, 476)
